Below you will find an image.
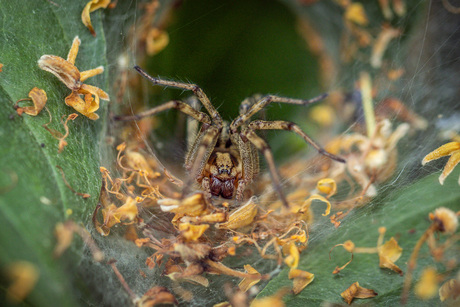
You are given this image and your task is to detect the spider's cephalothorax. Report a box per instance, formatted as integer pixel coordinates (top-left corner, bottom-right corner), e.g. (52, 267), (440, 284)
(195, 121), (255, 200)
(115, 66), (345, 207)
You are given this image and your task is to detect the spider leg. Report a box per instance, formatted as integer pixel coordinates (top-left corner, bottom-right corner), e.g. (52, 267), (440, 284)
(182, 126), (219, 197)
(230, 93), (327, 133)
(113, 100), (211, 123)
(133, 66), (222, 128)
(231, 96), (262, 201)
(248, 120), (346, 163)
(241, 129), (289, 207)
(186, 96), (201, 152)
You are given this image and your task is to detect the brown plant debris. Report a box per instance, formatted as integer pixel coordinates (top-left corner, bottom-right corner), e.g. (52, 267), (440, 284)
(341, 282), (378, 305)
(14, 87), (47, 116)
(54, 220), (104, 261)
(5, 261), (39, 304)
(81, 0), (111, 36)
(330, 227), (403, 275)
(56, 165), (90, 198)
(439, 278), (460, 302)
(401, 207), (459, 304)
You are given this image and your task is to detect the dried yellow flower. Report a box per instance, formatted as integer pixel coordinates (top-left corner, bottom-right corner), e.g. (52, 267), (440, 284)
(250, 288), (289, 307)
(217, 198), (258, 230)
(422, 142), (460, 185)
(38, 36), (109, 120)
(53, 222), (74, 258)
(344, 3), (369, 26)
(298, 194), (331, 217)
(370, 26), (401, 68)
(378, 237), (403, 275)
(178, 223), (209, 241)
(283, 242), (300, 269)
(98, 197), (138, 232)
(439, 278), (460, 302)
(159, 193), (208, 217)
(15, 87), (47, 116)
(54, 221), (104, 261)
(238, 265), (262, 292)
(309, 104), (335, 127)
(430, 207), (458, 234)
(341, 282), (378, 305)
(415, 267), (440, 300)
(288, 269), (315, 295)
(81, 0), (111, 36)
(316, 178), (337, 197)
(138, 286), (178, 307)
(146, 28), (170, 55)
(5, 261), (39, 304)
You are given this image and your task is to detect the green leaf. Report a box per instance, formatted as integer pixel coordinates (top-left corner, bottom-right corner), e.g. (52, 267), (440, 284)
(0, 1), (109, 306)
(257, 170), (460, 306)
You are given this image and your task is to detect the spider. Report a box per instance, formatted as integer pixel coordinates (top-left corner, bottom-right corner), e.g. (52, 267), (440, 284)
(114, 66), (345, 207)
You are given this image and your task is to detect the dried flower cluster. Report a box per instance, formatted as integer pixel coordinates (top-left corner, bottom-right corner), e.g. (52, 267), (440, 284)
(92, 139), (347, 304)
(38, 36), (109, 120)
(401, 207), (459, 304)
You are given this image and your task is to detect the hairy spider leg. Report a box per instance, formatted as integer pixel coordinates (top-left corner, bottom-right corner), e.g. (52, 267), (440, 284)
(133, 66), (223, 128)
(248, 120), (346, 163)
(182, 126), (219, 197)
(230, 94), (327, 133)
(113, 100), (211, 123)
(241, 129), (289, 207)
(231, 96), (262, 201)
(186, 96), (201, 152)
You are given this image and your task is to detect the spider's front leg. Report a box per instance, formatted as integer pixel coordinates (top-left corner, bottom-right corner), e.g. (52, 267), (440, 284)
(248, 120), (346, 163)
(240, 129), (289, 207)
(182, 126), (219, 198)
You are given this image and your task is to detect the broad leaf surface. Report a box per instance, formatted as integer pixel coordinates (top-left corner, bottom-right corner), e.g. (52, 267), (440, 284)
(0, 1), (108, 305)
(258, 170), (460, 306)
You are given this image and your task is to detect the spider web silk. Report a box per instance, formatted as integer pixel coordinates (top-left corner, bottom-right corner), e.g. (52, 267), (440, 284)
(80, 1), (460, 306)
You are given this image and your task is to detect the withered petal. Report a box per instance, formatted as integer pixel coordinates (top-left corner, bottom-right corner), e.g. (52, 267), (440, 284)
(439, 278), (460, 302)
(81, 0), (111, 36)
(65, 93), (99, 120)
(422, 142), (460, 165)
(378, 237), (403, 275)
(80, 66), (105, 82)
(66, 36), (81, 64)
(81, 83), (109, 101)
(316, 178), (337, 197)
(415, 267), (439, 300)
(6, 261), (39, 304)
(238, 265), (261, 292)
(38, 55), (81, 91)
(288, 269), (315, 295)
(146, 28), (170, 56)
(217, 199), (257, 230)
(16, 87), (47, 116)
(341, 282), (378, 305)
(139, 286), (178, 307)
(344, 3), (369, 26)
(178, 223), (209, 241)
(439, 151), (460, 185)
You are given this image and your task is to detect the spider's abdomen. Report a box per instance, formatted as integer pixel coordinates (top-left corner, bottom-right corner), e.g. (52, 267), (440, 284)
(210, 176), (235, 199)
